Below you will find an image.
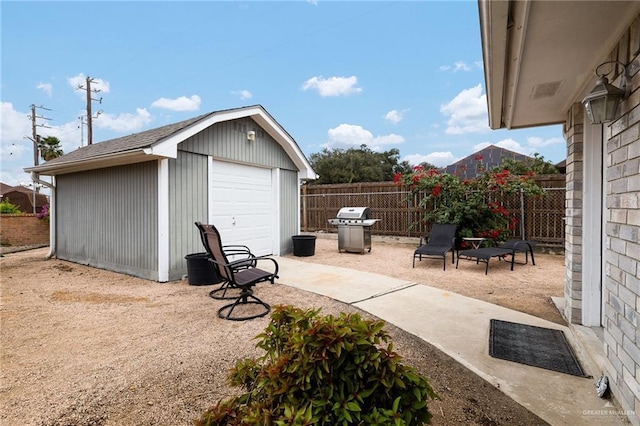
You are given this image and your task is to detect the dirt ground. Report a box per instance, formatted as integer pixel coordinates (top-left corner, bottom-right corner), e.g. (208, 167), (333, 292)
(0, 240), (564, 425)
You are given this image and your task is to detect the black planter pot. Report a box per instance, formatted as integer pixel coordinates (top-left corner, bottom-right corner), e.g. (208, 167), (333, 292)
(292, 235), (316, 257)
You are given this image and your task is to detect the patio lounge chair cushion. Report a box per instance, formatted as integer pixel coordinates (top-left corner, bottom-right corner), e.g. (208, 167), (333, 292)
(412, 224), (457, 270)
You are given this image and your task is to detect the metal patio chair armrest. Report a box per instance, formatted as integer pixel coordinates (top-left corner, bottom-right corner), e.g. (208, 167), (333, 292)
(250, 256), (279, 280)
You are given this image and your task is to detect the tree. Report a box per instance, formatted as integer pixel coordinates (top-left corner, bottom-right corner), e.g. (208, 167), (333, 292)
(494, 153), (558, 175)
(309, 145), (406, 184)
(38, 136), (63, 162)
(394, 160), (437, 175)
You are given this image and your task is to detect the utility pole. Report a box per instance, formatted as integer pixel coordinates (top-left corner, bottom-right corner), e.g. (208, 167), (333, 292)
(28, 104), (52, 167)
(27, 104), (52, 212)
(77, 76), (102, 145)
(77, 110), (102, 147)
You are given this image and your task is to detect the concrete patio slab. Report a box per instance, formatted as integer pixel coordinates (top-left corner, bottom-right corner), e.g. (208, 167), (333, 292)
(276, 256), (630, 426)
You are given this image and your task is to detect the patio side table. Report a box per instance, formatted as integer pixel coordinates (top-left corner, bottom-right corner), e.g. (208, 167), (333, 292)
(462, 237), (485, 249)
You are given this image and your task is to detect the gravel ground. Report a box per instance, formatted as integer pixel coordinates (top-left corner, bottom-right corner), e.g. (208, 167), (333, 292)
(0, 243), (557, 425)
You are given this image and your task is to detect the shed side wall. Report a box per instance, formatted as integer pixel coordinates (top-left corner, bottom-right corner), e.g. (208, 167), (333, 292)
(56, 162), (158, 280)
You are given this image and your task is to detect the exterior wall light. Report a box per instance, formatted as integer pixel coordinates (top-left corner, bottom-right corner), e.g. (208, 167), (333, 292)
(247, 130), (256, 142)
(582, 60), (630, 124)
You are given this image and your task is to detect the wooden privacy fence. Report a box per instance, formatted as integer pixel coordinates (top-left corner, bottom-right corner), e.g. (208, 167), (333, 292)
(300, 175), (566, 247)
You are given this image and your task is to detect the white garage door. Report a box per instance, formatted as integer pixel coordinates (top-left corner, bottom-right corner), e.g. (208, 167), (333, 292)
(210, 161), (275, 256)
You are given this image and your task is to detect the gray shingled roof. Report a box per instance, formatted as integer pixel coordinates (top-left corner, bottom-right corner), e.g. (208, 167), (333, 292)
(444, 145), (533, 179)
(39, 111), (214, 167)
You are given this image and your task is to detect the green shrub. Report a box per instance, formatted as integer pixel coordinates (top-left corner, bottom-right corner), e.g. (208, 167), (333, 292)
(0, 199), (23, 214)
(197, 305), (438, 426)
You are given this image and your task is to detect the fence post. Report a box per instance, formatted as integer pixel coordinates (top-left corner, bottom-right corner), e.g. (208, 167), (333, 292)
(302, 184), (308, 232)
(520, 189), (525, 240)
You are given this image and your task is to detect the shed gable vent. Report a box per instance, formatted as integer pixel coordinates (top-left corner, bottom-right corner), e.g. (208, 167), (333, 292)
(531, 81), (564, 100)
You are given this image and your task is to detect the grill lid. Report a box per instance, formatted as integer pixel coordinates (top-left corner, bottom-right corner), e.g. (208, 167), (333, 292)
(336, 207), (370, 220)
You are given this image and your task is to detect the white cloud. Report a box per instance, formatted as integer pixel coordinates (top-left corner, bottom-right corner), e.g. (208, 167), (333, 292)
(93, 108), (153, 133)
(527, 136), (564, 148)
(302, 76), (362, 97)
(151, 95), (201, 111)
(0, 102), (31, 143)
(440, 84), (490, 135)
(231, 90), (253, 100)
(453, 61), (471, 72)
(383, 109), (408, 124)
(440, 61), (479, 72)
(0, 141), (27, 159)
(324, 123), (404, 150)
(0, 165), (33, 187)
(67, 73), (110, 97)
(36, 82), (53, 97)
(403, 152), (457, 168)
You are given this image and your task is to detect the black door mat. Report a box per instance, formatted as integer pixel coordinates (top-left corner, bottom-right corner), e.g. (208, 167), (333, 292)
(489, 319), (588, 377)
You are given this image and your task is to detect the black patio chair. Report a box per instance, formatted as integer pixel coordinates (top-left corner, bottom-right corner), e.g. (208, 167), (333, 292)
(498, 239), (536, 266)
(200, 223), (279, 321)
(194, 222), (256, 300)
(412, 224), (458, 270)
(456, 239), (537, 274)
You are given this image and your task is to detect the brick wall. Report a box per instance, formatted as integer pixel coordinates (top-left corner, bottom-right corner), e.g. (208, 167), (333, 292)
(563, 103), (584, 324)
(0, 214), (50, 246)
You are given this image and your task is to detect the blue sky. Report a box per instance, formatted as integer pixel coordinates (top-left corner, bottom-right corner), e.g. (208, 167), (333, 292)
(1, 0), (565, 188)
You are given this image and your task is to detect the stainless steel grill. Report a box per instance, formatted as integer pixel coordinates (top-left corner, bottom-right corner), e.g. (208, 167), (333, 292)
(328, 207), (380, 254)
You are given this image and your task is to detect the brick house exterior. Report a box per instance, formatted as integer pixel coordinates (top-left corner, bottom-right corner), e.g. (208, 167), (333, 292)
(479, 2), (640, 422)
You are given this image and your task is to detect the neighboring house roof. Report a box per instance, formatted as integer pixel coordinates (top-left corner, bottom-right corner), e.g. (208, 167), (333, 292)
(0, 182), (49, 212)
(478, 1), (640, 129)
(444, 145), (534, 179)
(0, 182), (15, 195)
(25, 105), (317, 179)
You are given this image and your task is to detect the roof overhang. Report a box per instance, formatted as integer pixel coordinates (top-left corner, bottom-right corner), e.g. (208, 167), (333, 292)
(479, 0), (640, 129)
(25, 150), (158, 175)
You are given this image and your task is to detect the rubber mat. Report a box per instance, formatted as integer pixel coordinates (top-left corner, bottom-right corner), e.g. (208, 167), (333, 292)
(489, 319), (587, 377)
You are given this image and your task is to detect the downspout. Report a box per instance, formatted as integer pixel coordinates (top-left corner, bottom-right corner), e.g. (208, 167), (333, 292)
(31, 172), (55, 258)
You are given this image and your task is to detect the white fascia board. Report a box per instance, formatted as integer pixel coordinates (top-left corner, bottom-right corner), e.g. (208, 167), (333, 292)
(479, 0), (510, 129)
(250, 113), (318, 180)
(24, 150), (151, 176)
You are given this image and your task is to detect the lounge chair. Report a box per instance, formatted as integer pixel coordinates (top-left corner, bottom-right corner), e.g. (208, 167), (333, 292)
(412, 224), (457, 270)
(456, 239), (536, 274)
(194, 222), (256, 300)
(200, 223), (279, 321)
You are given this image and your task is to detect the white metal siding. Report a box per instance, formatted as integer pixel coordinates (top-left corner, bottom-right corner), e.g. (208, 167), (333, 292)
(55, 162), (158, 280)
(280, 169), (299, 254)
(180, 118), (297, 171)
(168, 151), (209, 281)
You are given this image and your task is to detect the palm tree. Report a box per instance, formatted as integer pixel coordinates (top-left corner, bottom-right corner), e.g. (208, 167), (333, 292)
(38, 136), (63, 161)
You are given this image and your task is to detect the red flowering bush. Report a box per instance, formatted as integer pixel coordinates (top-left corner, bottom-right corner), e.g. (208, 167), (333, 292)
(396, 165), (543, 245)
